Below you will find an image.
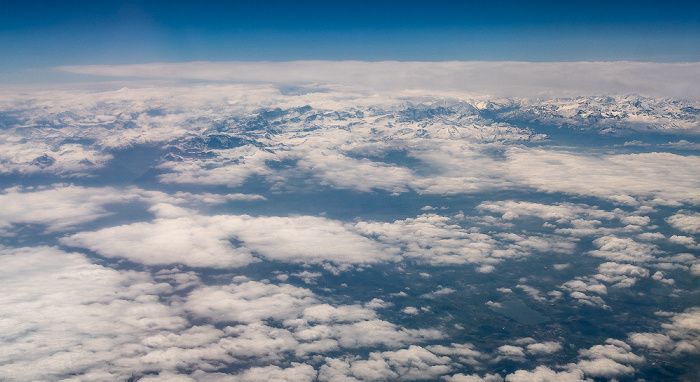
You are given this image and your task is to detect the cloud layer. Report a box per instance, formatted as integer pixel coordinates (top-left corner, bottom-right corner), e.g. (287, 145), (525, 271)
(58, 61), (700, 99)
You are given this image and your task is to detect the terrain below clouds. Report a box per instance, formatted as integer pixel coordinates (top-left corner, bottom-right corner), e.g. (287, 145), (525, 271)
(1, 64), (700, 381)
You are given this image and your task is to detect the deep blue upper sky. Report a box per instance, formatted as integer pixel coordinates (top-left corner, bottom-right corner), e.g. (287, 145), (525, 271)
(1, 0), (699, 82)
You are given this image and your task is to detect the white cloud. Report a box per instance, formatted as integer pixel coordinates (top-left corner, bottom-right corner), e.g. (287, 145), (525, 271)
(353, 213), (574, 269)
(628, 332), (675, 352)
(427, 343), (484, 367)
(565, 339), (643, 379)
(506, 366), (587, 382)
(516, 284), (546, 302)
(506, 148), (700, 206)
(559, 278), (609, 307)
(569, 358), (635, 378)
(477, 200), (616, 225)
(63, 210), (396, 268)
(57, 61), (700, 99)
(62, 214), (258, 268)
(296, 149), (414, 193)
(526, 342), (563, 355)
(496, 345), (525, 361)
(184, 280), (318, 324)
(180, 363), (317, 382)
(593, 262), (650, 288)
(444, 373), (504, 382)
(669, 235), (700, 249)
(588, 236), (660, 263)
(651, 308), (700, 354)
(0, 185), (164, 233)
(0, 140), (111, 175)
(561, 279), (607, 295)
(158, 145), (277, 188)
(421, 286), (456, 299)
(667, 212), (700, 234)
(0, 246), (186, 380)
(319, 345), (453, 382)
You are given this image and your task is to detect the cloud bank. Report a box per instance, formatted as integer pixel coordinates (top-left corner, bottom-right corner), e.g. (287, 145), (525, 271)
(57, 61), (700, 99)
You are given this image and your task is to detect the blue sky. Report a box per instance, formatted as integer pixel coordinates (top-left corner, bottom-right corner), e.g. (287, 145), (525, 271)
(1, 0), (700, 82)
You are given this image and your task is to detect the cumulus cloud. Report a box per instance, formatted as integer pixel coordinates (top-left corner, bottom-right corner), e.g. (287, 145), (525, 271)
(565, 339), (643, 379)
(62, 214), (258, 268)
(629, 308), (700, 355)
(628, 332), (675, 352)
(0, 246), (185, 380)
(526, 342), (563, 355)
(505, 148), (700, 206)
(318, 345), (454, 382)
(593, 261), (651, 289)
(185, 363), (317, 382)
(184, 280), (318, 324)
(506, 366), (587, 382)
(588, 236), (660, 263)
(667, 212), (700, 234)
(445, 374), (504, 382)
(352, 213), (574, 269)
(559, 276), (612, 307)
(0, 185), (164, 233)
(62, 209), (396, 268)
(496, 345), (526, 361)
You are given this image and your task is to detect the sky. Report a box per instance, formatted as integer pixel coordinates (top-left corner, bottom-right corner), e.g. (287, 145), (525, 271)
(2, 0), (700, 82)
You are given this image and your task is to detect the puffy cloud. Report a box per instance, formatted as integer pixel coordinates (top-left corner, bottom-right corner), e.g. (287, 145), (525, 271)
(477, 200), (616, 225)
(62, 214), (258, 268)
(176, 363), (317, 382)
(296, 149), (415, 193)
(444, 373), (504, 382)
(561, 279), (607, 295)
(505, 366), (587, 382)
(666, 212), (700, 234)
(496, 345), (526, 361)
(427, 343), (484, 367)
(569, 358), (635, 378)
(184, 280), (318, 324)
(588, 236), (660, 263)
(353, 213), (574, 268)
(559, 278), (610, 308)
(655, 308), (700, 354)
(172, 191), (266, 203)
(0, 185), (165, 233)
(506, 148), (700, 205)
(526, 342), (563, 355)
(421, 286), (456, 299)
(0, 246), (186, 380)
(319, 345), (452, 382)
(183, 278), (443, 354)
(565, 339), (643, 379)
(234, 215), (396, 264)
(158, 145), (277, 188)
(628, 332), (674, 352)
(669, 235), (700, 250)
(593, 262), (650, 288)
(303, 304), (377, 324)
(63, 210), (395, 268)
(576, 340), (643, 364)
